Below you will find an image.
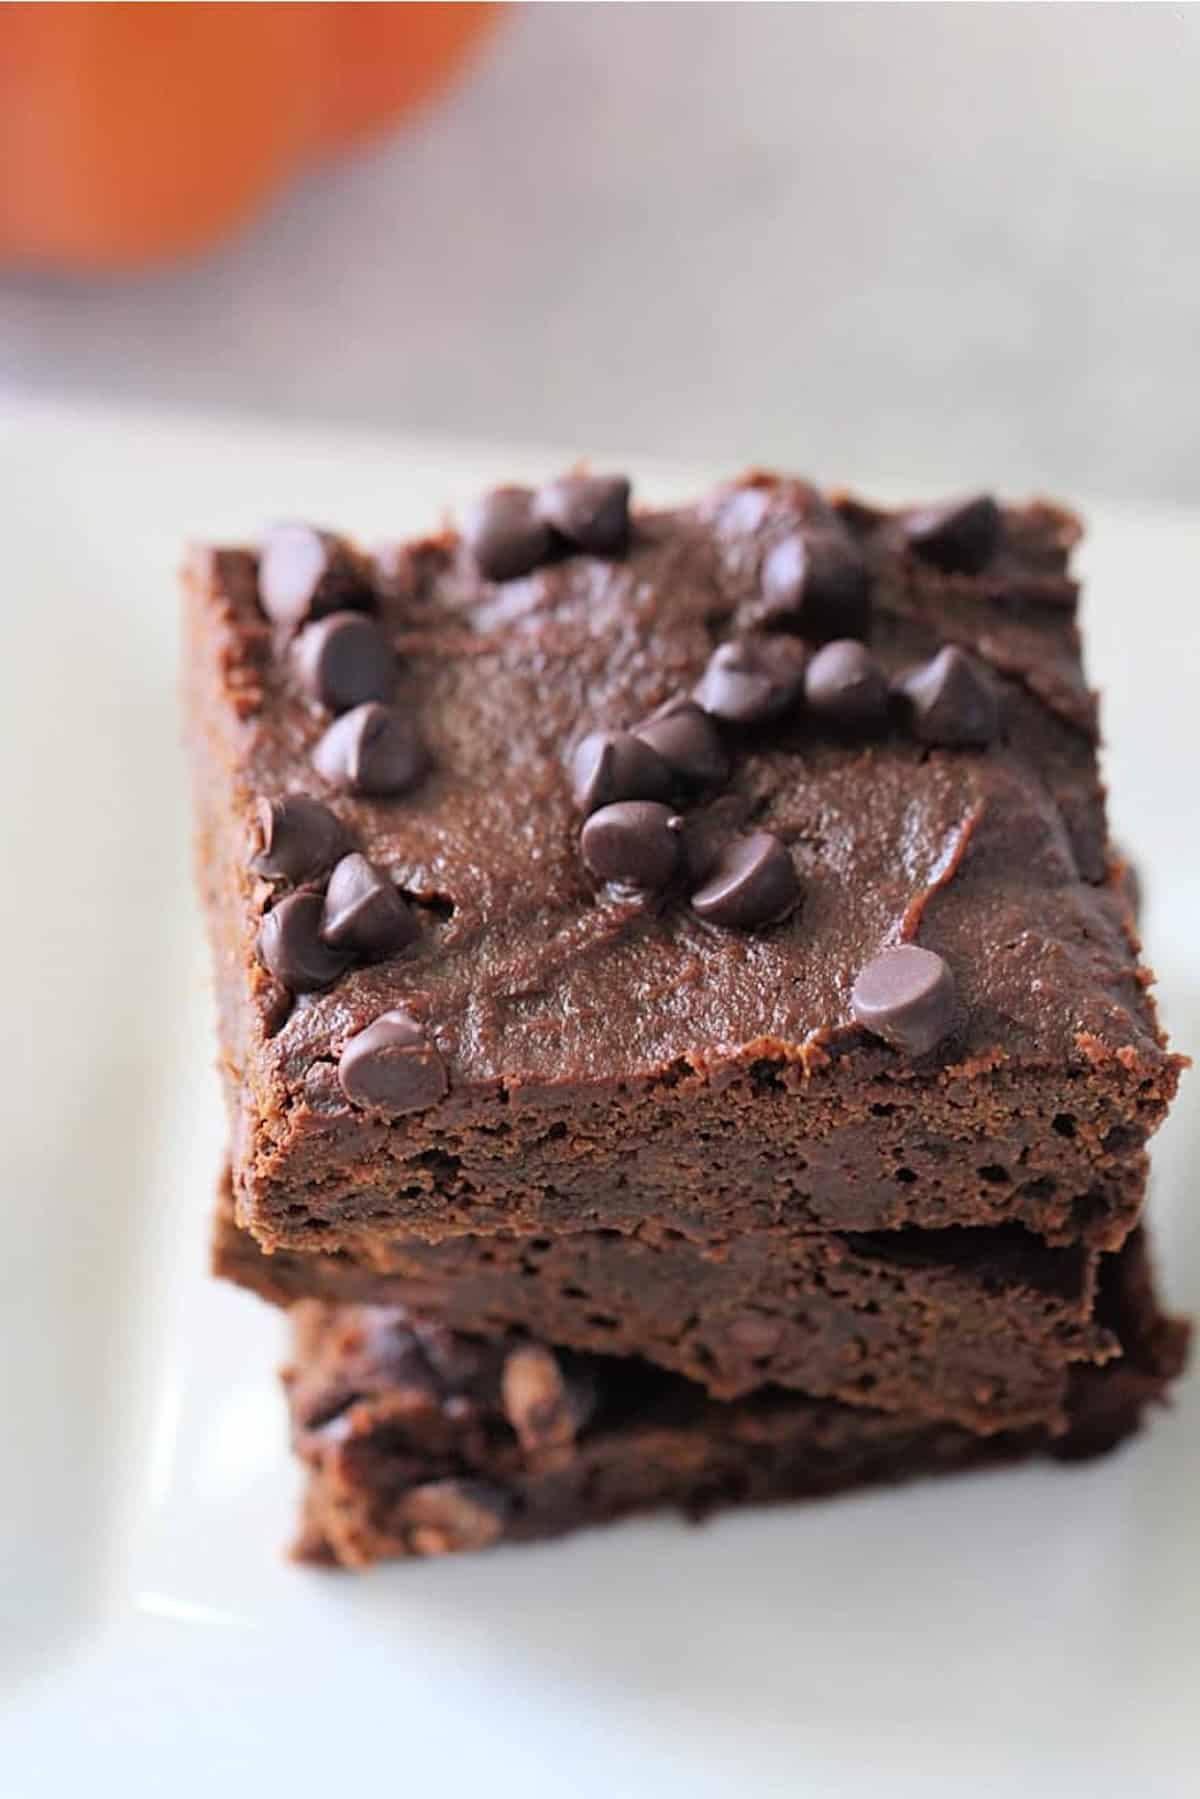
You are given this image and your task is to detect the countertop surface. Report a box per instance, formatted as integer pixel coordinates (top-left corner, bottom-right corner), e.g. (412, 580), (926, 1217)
(2, 5), (1199, 507)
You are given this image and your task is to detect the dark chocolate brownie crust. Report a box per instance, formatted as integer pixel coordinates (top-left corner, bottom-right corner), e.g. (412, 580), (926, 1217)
(215, 1174), (1112, 1429)
(286, 1230), (1188, 1570)
(185, 476), (1180, 1260)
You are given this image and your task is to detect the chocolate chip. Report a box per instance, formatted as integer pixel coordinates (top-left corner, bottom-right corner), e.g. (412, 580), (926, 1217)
(851, 944), (957, 1055)
(895, 645), (999, 746)
(250, 795), (348, 883)
(293, 612), (396, 712)
(398, 1479), (511, 1555)
(692, 634), (808, 725)
(463, 486), (553, 581)
(312, 702), (428, 796)
(759, 529), (871, 641)
(803, 639), (889, 731)
(570, 730), (674, 814)
(689, 831), (799, 928)
(537, 473), (631, 555)
(321, 853), (419, 957)
(338, 1008), (448, 1113)
(904, 494), (1001, 573)
(631, 697), (730, 786)
(580, 800), (681, 890)
(258, 524), (372, 627)
(500, 1344), (580, 1454)
(257, 891), (352, 993)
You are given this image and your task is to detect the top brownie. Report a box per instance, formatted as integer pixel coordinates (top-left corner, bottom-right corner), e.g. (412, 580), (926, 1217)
(185, 472), (1180, 1257)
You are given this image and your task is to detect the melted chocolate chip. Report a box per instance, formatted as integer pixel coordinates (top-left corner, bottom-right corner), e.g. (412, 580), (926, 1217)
(463, 487), (553, 582)
(631, 697), (729, 786)
(500, 1344), (580, 1453)
(851, 944), (957, 1055)
(580, 801), (681, 890)
(258, 524), (372, 627)
(571, 730), (674, 814)
(250, 795), (348, 883)
(293, 612), (396, 712)
(312, 702), (428, 796)
(690, 831), (799, 928)
(904, 494), (1001, 573)
(803, 639), (889, 731)
(895, 645), (999, 746)
(692, 634), (808, 725)
(538, 473), (631, 555)
(397, 1479), (510, 1554)
(338, 1009), (448, 1113)
(759, 529), (871, 641)
(257, 891), (352, 993)
(321, 853), (420, 956)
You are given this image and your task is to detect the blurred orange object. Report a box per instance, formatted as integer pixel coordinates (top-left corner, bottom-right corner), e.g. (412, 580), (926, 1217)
(0, 2), (502, 270)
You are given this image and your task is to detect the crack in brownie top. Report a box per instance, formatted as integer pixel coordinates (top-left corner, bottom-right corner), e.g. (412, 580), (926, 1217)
(192, 470), (1173, 1105)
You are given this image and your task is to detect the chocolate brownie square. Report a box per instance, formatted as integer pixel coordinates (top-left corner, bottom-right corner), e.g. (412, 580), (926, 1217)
(184, 474), (1181, 1272)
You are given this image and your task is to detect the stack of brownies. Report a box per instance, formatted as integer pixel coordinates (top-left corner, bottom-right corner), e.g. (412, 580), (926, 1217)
(185, 469), (1188, 1567)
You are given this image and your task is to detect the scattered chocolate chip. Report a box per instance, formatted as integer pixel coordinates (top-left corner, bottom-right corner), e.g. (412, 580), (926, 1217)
(321, 853), (419, 957)
(690, 831), (799, 929)
(692, 634), (808, 725)
(759, 529), (871, 641)
(631, 697), (729, 786)
(398, 1479), (510, 1555)
(258, 524), (373, 627)
(580, 800), (681, 890)
(312, 702), (428, 796)
(903, 493), (1001, 573)
(338, 1008), (448, 1113)
(851, 944), (957, 1055)
(500, 1344), (580, 1454)
(895, 645), (999, 746)
(537, 473), (631, 555)
(571, 730), (674, 814)
(257, 891), (352, 993)
(463, 486), (553, 582)
(293, 612), (396, 712)
(250, 794), (348, 883)
(803, 639), (889, 731)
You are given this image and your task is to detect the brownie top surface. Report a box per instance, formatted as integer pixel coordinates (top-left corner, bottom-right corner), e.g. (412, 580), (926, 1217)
(192, 471), (1173, 1099)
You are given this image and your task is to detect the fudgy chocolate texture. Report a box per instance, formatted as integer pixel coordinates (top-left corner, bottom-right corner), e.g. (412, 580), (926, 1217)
(215, 1173), (1111, 1429)
(286, 1230), (1188, 1569)
(184, 476), (1180, 1260)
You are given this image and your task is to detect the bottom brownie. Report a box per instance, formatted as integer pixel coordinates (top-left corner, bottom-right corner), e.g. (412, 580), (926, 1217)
(286, 1230), (1188, 1569)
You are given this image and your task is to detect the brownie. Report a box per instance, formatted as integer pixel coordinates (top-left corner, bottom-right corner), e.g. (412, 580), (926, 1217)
(184, 474), (1180, 1271)
(215, 1172), (1113, 1430)
(286, 1229), (1189, 1569)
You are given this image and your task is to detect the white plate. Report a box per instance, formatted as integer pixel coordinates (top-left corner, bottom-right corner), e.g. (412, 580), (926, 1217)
(1, 399), (1197, 1799)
